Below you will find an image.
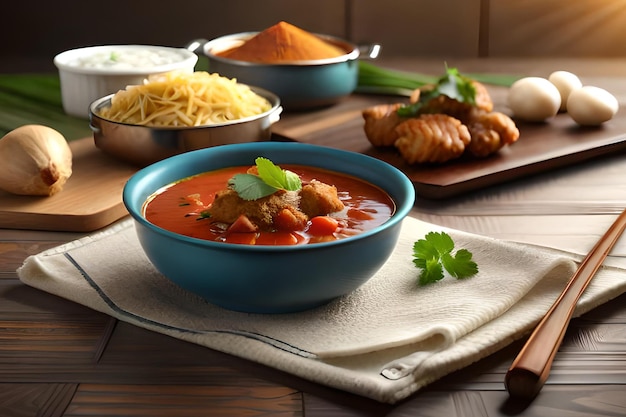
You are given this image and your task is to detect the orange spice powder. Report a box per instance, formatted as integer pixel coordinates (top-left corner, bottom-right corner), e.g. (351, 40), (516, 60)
(216, 21), (346, 63)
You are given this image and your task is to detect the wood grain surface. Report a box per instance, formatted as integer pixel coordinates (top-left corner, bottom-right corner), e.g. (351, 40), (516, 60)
(3, 58), (626, 416)
(2, 269), (626, 416)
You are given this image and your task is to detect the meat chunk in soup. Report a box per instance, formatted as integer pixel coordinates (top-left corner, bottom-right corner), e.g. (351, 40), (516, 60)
(209, 178), (345, 232)
(300, 179), (345, 218)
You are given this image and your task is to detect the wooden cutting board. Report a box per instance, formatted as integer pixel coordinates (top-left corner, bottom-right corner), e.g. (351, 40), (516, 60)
(0, 137), (138, 232)
(273, 94), (626, 200)
(365, 109), (626, 199)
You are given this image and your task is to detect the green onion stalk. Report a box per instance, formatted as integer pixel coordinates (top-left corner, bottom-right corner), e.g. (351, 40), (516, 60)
(356, 61), (521, 97)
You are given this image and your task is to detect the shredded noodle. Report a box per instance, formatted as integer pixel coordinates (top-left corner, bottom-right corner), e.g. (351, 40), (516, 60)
(99, 71), (272, 127)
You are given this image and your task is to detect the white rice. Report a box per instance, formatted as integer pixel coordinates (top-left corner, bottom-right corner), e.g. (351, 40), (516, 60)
(68, 48), (187, 70)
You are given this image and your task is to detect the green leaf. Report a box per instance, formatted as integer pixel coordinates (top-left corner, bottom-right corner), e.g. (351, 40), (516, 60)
(283, 170), (301, 191)
(255, 157), (301, 191)
(228, 173), (278, 201)
(254, 157), (301, 192)
(255, 157), (287, 189)
(396, 101), (424, 118)
(413, 237), (440, 263)
(228, 157), (302, 200)
(427, 231), (455, 254)
(436, 67), (477, 105)
(397, 67), (479, 117)
(412, 231), (478, 285)
(441, 249), (479, 279)
(419, 258), (444, 285)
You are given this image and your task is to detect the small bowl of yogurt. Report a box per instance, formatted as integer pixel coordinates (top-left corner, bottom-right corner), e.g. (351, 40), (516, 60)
(54, 45), (198, 118)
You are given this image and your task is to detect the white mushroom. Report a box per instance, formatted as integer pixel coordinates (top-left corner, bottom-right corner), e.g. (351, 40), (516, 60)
(567, 86), (619, 126)
(507, 77), (561, 122)
(548, 71), (582, 112)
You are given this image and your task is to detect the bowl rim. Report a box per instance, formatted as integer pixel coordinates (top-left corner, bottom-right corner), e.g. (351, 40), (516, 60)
(202, 32), (361, 67)
(123, 142), (415, 252)
(53, 44), (199, 75)
(89, 86), (282, 130)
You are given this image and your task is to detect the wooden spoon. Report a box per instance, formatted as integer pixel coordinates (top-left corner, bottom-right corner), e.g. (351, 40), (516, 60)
(505, 208), (626, 400)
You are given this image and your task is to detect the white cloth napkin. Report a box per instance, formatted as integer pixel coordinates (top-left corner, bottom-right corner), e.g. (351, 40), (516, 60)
(16, 216), (626, 403)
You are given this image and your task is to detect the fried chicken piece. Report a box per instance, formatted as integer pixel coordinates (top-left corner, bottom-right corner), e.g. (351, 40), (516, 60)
(471, 81), (494, 112)
(299, 179), (345, 217)
(210, 178), (344, 230)
(394, 114), (471, 164)
(421, 81), (494, 122)
(362, 103), (405, 147)
(209, 189), (304, 229)
(409, 88), (422, 104)
(466, 111), (520, 158)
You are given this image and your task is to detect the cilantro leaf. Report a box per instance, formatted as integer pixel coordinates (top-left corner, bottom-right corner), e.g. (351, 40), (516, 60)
(436, 67), (477, 106)
(396, 101), (424, 118)
(441, 249), (478, 279)
(228, 157), (302, 200)
(418, 257), (444, 285)
(397, 66), (477, 117)
(412, 231), (478, 285)
(428, 230), (454, 254)
(412, 237), (440, 266)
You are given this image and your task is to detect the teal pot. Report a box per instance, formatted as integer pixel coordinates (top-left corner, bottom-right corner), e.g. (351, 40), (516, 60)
(189, 33), (379, 111)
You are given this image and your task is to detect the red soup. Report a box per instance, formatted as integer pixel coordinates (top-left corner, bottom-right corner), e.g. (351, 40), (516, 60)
(143, 164), (396, 245)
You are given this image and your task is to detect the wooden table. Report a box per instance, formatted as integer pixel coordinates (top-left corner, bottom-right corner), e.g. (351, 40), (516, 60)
(3, 58), (626, 416)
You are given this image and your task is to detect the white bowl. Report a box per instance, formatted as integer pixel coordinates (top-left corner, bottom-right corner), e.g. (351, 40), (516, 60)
(54, 45), (198, 118)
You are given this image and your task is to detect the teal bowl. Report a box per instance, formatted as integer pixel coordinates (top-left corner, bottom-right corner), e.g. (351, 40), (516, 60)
(195, 32), (361, 110)
(123, 142), (415, 313)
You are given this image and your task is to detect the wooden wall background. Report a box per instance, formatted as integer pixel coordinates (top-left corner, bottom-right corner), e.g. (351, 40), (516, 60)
(2, 0), (626, 73)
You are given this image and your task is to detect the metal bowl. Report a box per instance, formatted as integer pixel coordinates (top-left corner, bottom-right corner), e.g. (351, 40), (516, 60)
(89, 87), (282, 166)
(54, 45), (198, 119)
(190, 33), (378, 110)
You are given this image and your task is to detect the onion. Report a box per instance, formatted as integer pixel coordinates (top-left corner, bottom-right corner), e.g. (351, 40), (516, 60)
(0, 124), (73, 196)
